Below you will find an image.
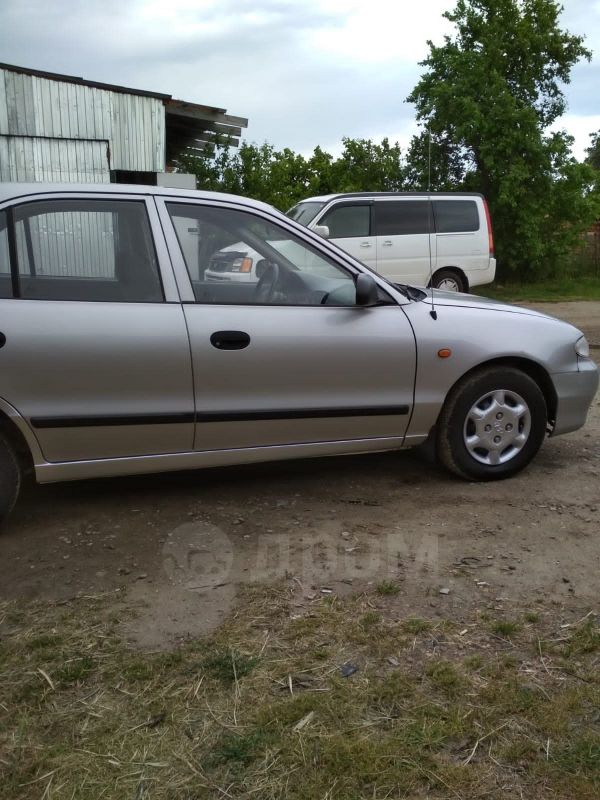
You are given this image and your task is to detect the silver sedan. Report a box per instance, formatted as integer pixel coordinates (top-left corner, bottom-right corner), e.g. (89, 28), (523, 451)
(0, 183), (597, 522)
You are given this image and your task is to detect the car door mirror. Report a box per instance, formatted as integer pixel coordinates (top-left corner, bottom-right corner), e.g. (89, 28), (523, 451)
(313, 225), (330, 239)
(355, 274), (378, 306)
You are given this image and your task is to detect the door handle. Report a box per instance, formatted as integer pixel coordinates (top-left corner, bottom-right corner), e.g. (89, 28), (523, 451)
(360, 242), (372, 248)
(382, 240), (392, 247)
(210, 331), (251, 350)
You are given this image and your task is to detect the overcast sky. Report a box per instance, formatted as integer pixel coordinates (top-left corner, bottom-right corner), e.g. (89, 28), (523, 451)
(1, 0), (599, 159)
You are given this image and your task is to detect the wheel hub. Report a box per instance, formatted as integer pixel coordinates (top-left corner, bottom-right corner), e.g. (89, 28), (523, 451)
(463, 389), (531, 466)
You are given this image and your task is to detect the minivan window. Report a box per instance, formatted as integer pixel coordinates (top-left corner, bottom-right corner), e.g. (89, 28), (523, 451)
(13, 199), (163, 302)
(433, 200), (479, 233)
(374, 201), (431, 236)
(286, 202), (325, 226)
(320, 204), (370, 238)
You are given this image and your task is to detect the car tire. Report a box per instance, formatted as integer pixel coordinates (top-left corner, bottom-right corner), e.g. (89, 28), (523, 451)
(0, 434), (21, 525)
(432, 269), (466, 293)
(436, 367), (547, 481)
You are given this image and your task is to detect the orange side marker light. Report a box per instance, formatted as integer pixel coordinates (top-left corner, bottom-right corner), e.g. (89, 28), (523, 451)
(438, 348), (452, 359)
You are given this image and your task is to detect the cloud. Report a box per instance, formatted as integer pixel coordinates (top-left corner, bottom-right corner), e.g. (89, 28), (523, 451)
(0, 0), (598, 161)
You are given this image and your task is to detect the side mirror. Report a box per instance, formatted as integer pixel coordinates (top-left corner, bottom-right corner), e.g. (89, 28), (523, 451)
(313, 224), (330, 239)
(355, 274), (378, 307)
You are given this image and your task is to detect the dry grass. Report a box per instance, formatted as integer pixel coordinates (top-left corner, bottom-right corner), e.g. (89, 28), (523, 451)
(0, 589), (599, 799)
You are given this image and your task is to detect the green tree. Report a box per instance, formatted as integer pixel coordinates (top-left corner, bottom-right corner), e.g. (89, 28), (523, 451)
(585, 131), (600, 171)
(407, 0), (594, 278)
(179, 137), (407, 211)
(330, 137), (406, 192)
(404, 131), (470, 190)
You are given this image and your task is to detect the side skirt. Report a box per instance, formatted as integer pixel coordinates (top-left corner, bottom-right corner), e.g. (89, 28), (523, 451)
(35, 436), (413, 484)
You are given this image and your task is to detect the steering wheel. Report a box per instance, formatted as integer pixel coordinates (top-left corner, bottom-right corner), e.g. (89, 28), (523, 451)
(255, 262), (280, 303)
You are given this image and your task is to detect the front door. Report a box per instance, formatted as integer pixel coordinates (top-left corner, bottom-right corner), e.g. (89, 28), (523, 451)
(0, 196), (194, 463)
(316, 201), (377, 272)
(160, 199), (416, 453)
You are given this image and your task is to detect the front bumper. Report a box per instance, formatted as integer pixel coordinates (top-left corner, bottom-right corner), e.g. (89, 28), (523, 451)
(551, 359), (599, 436)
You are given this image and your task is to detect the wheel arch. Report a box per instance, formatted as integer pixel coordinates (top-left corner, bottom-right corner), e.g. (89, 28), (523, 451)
(439, 356), (557, 431)
(429, 266), (469, 292)
(0, 400), (42, 477)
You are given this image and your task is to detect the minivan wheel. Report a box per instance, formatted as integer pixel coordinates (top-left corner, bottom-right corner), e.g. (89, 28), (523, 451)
(436, 367), (547, 481)
(0, 434), (21, 525)
(432, 269), (466, 293)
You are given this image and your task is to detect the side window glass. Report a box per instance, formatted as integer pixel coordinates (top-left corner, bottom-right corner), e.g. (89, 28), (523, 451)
(14, 200), (163, 302)
(374, 201), (431, 236)
(320, 204), (370, 238)
(167, 203), (361, 307)
(0, 211), (12, 298)
(433, 200), (479, 233)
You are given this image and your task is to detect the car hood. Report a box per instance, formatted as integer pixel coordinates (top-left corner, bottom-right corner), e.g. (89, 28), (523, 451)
(415, 289), (557, 321)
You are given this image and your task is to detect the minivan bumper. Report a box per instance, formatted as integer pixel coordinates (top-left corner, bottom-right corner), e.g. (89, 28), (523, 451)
(467, 257), (496, 289)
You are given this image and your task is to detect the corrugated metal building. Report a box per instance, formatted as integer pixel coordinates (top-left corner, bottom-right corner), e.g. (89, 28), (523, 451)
(0, 63), (248, 185)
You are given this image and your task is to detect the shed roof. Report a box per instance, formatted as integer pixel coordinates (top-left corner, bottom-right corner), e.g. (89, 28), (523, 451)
(0, 62), (248, 159)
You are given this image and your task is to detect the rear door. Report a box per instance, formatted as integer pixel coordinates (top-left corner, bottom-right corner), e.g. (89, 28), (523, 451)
(316, 201), (377, 271)
(0, 193), (194, 463)
(432, 198), (486, 273)
(374, 199), (433, 284)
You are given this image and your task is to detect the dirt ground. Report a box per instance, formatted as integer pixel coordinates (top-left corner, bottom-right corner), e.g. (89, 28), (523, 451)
(0, 301), (598, 649)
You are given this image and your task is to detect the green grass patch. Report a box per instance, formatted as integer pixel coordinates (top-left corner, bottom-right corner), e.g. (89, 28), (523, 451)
(401, 617), (432, 634)
(201, 648), (260, 684)
(490, 619), (521, 638)
(376, 580), (401, 596)
(474, 275), (600, 302)
(561, 617), (600, 657)
(1, 594), (599, 799)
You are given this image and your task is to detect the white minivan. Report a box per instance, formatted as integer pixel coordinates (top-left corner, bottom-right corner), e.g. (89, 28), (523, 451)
(286, 192), (496, 292)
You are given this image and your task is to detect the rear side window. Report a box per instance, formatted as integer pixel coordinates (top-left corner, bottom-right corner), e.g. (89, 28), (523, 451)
(433, 200), (479, 233)
(13, 199), (163, 302)
(374, 201), (431, 236)
(320, 204), (371, 238)
(0, 211), (12, 298)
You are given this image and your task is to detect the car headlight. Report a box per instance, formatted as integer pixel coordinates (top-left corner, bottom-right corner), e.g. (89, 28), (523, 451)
(575, 335), (590, 358)
(231, 257), (253, 273)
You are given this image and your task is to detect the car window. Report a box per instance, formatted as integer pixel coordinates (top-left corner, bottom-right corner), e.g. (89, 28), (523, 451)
(0, 211), (12, 298)
(167, 203), (361, 307)
(319, 204), (371, 238)
(374, 201), (432, 236)
(13, 199), (163, 302)
(433, 200), (479, 233)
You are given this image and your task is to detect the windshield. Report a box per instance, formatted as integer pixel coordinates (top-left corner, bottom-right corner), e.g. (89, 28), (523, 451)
(286, 201), (325, 227)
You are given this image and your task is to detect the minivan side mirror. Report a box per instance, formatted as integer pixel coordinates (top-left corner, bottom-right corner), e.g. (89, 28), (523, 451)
(355, 274), (378, 307)
(313, 225), (330, 239)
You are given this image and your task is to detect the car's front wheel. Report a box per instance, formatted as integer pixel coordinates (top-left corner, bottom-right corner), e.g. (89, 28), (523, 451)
(436, 367), (547, 480)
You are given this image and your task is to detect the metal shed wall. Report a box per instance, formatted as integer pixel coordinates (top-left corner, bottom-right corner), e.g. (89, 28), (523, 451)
(0, 67), (165, 180)
(0, 136), (110, 182)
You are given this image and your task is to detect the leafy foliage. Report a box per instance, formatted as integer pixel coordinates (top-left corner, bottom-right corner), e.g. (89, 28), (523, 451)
(585, 131), (600, 172)
(177, 1), (599, 282)
(406, 0), (597, 278)
(177, 137), (406, 213)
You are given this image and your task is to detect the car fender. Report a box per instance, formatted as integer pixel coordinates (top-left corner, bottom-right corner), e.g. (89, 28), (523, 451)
(401, 302), (582, 438)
